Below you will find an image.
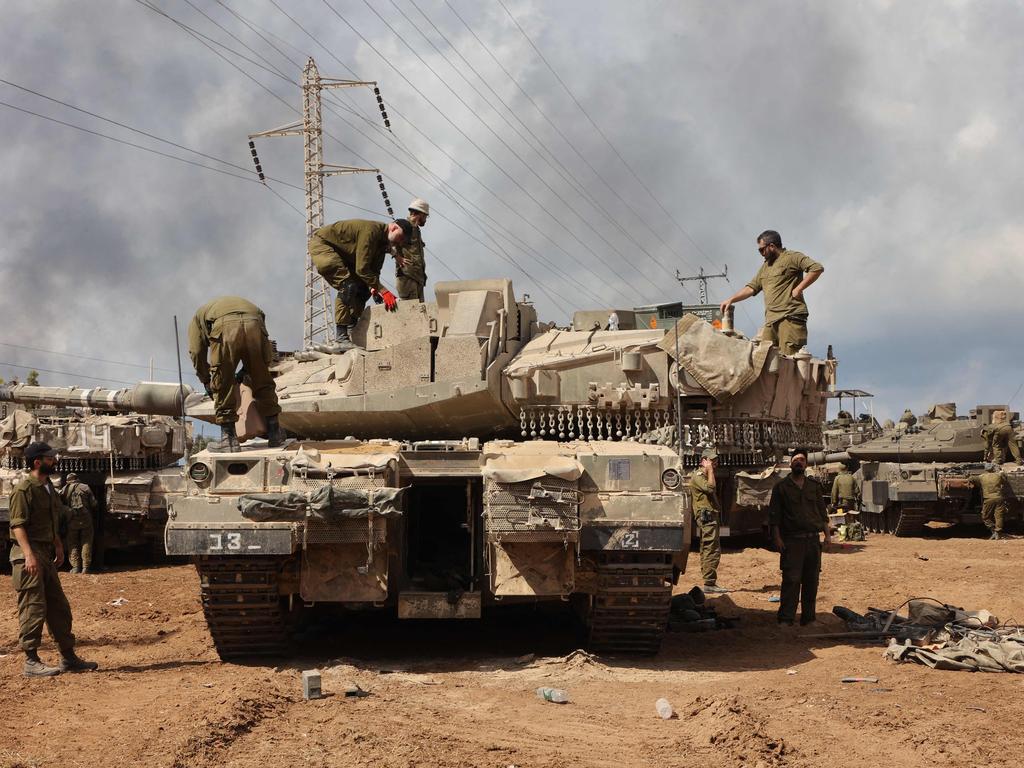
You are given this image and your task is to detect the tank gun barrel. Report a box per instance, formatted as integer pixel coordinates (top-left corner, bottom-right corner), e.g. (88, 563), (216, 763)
(807, 451), (851, 465)
(0, 382), (192, 417)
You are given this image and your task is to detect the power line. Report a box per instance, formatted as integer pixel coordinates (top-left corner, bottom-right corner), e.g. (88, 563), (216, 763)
(495, 0), (721, 272)
(0, 362), (136, 386)
(0, 341), (185, 376)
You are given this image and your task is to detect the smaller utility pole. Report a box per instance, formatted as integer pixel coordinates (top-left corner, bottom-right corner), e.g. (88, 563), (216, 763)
(675, 265), (728, 306)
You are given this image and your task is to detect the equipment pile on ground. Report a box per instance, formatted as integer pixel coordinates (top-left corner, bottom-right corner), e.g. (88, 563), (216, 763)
(668, 587), (739, 633)
(821, 598), (1024, 672)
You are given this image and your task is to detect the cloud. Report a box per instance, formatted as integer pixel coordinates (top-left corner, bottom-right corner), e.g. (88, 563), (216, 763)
(1, 0), (1023, 423)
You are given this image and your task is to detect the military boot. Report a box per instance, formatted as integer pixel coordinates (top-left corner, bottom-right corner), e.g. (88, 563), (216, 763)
(220, 422), (241, 453)
(59, 652), (99, 673)
(24, 652), (61, 677)
(266, 415), (286, 448)
(315, 324), (356, 355)
(70, 566), (81, 574)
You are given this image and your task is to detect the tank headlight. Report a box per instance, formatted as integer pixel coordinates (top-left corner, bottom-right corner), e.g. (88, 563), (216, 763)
(189, 462), (211, 483)
(661, 468), (682, 490)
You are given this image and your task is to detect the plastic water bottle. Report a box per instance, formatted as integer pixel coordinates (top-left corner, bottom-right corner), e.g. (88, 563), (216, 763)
(655, 698), (674, 719)
(536, 687), (569, 704)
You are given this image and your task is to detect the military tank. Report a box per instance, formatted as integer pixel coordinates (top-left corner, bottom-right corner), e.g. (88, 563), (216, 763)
(0, 383), (191, 565)
(815, 403), (1024, 535)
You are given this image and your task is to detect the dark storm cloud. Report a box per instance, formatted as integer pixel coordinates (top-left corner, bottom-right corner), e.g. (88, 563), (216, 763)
(1, 0), (1022, 419)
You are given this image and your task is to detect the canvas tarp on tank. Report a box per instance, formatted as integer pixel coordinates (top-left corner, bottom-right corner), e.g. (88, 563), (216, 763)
(0, 409), (36, 449)
(658, 314), (772, 401)
(481, 453), (584, 483)
(0, 410), (171, 455)
(287, 446), (397, 474)
(238, 485), (406, 522)
(734, 467), (785, 507)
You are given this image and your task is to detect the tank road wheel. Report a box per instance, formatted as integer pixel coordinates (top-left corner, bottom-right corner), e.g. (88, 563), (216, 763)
(587, 559), (673, 656)
(195, 556), (289, 659)
(892, 505), (928, 537)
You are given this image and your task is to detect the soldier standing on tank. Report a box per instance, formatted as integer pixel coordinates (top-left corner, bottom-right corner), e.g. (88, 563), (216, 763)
(983, 409), (1022, 465)
(63, 472), (96, 574)
(8, 442), (98, 677)
(689, 448), (728, 594)
(899, 409), (917, 429)
(308, 218), (413, 353)
(769, 448), (830, 626)
(189, 297), (285, 453)
(973, 463), (1010, 540)
(395, 200), (429, 302)
(719, 230), (823, 355)
(830, 463), (860, 512)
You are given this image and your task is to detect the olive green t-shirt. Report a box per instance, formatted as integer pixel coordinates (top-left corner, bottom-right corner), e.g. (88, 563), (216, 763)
(767, 475), (828, 534)
(973, 470), (1007, 502)
(746, 249), (823, 325)
(831, 471), (859, 503)
(8, 474), (64, 562)
(688, 469), (720, 512)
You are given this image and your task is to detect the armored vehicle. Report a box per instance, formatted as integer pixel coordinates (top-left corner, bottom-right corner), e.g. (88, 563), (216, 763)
(820, 403), (1024, 535)
(159, 279), (834, 658)
(0, 384), (190, 562)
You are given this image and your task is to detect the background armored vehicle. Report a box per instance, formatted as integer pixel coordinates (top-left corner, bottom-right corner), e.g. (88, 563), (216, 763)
(163, 279), (833, 658)
(820, 403), (1024, 535)
(0, 383), (191, 563)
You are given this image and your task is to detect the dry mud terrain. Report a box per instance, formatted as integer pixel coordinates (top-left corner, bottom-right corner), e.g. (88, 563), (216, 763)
(2, 532), (1022, 768)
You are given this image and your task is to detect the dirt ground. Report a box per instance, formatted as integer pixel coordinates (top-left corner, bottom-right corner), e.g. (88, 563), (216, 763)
(1, 531), (1022, 768)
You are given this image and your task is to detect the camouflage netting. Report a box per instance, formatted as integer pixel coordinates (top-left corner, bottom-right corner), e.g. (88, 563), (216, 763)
(238, 485), (405, 522)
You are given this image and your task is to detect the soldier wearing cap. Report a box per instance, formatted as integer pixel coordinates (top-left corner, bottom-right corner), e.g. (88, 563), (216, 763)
(689, 448), (728, 594)
(768, 448), (830, 626)
(309, 218), (413, 353)
(7, 442), (98, 676)
(62, 472), (97, 574)
(972, 463), (1009, 540)
(395, 199), (429, 302)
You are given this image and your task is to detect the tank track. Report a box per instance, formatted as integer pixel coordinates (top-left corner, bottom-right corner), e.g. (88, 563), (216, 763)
(195, 556), (288, 659)
(588, 561), (673, 655)
(891, 505), (928, 537)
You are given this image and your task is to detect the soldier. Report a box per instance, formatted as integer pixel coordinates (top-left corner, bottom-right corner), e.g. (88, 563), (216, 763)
(983, 410), (1022, 465)
(308, 218), (413, 353)
(189, 296), (284, 453)
(830, 463), (860, 511)
(973, 463), (1009, 540)
(8, 442), (98, 677)
(63, 472), (96, 574)
(719, 230), (824, 355)
(395, 199), (429, 302)
(899, 409), (917, 428)
(689, 448), (728, 593)
(768, 449), (830, 626)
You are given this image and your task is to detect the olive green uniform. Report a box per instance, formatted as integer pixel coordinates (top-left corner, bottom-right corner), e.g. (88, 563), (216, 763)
(309, 219), (390, 325)
(899, 409), (917, 428)
(745, 249), (823, 355)
(984, 423), (1022, 465)
(830, 470), (859, 509)
(395, 225), (426, 301)
(689, 468), (721, 586)
(63, 481), (96, 572)
(8, 475), (76, 654)
(768, 475), (828, 624)
(973, 470), (1008, 534)
(189, 297), (281, 426)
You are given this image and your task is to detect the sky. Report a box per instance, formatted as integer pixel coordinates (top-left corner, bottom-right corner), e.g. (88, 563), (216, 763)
(1, 0), (1022, 423)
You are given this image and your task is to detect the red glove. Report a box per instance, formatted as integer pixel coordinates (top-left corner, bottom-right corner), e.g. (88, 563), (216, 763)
(373, 288), (398, 311)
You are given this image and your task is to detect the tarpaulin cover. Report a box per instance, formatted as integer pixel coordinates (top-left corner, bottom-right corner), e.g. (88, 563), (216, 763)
(288, 447), (396, 472)
(886, 635), (1024, 672)
(658, 314), (772, 401)
(238, 485), (405, 522)
(734, 467), (784, 507)
(481, 454), (584, 483)
(0, 410), (37, 449)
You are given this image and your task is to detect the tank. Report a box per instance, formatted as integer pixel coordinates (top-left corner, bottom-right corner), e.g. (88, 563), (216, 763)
(0, 382), (191, 564)
(817, 403), (1024, 535)
(155, 279), (834, 659)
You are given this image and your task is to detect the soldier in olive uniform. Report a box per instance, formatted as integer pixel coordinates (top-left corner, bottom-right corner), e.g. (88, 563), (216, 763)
(973, 463), (1009, 540)
(899, 409), (917, 428)
(983, 410), (1022, 465)
(189, 296), (284, 453)
(830, 464), (860, 511)
(720, 230), (824, 355)
(309, 218), (413, 353)
(63, 472), (96, 574)
(8, 442), (98, 677)
(768, 449), (830, 626)
(395, 199), (429, 302)
(689, 448), (728, 594)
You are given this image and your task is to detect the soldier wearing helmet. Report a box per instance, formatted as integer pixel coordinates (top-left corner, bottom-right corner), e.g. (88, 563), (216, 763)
(394, 198), (429, 302)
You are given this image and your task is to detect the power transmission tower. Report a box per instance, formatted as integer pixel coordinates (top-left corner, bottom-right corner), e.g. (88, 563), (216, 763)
(248, 58), (380, 349)
(675, 265), (728, 306)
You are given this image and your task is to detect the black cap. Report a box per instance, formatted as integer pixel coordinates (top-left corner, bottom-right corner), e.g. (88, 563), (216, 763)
(790, 447), (809, 459)
(24, 442), (57, 465)
(393, 218), (414, 240)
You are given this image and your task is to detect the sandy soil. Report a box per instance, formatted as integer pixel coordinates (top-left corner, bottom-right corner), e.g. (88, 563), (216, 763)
(1, 531), (1022, 768)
